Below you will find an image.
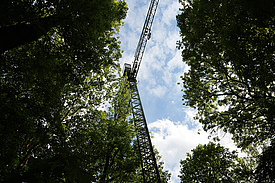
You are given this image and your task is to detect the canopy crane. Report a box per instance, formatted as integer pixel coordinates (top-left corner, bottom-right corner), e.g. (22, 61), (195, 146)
(123, 0), (161, 182)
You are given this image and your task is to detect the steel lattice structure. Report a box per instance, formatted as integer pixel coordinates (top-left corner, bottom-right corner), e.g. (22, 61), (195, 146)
(130, 0), (159, 79)
(123, 0), (161, 182)
(129, 82), (161, 182)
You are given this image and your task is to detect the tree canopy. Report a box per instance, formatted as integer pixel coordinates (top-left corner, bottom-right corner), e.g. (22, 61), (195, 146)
(0, 0), (170, 182)
(177, 0), (275, 181)
(177, 0), (275, 149)
(254, 141), (275, 182)
(179, 142), (252, 183)
(0, 0), (127, 54)
(0, 1), (170, 181)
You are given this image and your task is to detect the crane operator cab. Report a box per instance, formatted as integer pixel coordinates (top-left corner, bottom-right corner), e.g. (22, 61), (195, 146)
(123, 63), (134, 81)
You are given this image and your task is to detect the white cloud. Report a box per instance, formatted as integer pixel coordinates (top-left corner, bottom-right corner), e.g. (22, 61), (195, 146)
(149, 119), (209, 183)
(161, 1), (181, 26)
(161, 51), (184, 86)
(126, 1), (148, 33)
(149, 85), (168, 98)
(167, 50), (183, 71)
(165, 32), (180, 51)
(148, 109), (242, 183)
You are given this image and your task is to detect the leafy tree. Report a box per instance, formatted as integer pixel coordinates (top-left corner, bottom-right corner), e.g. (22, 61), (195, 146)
(0, 0), (143, 182)
(254, 141), (275, 182)
(129, 145), (171, 183)
(179, 142), (252, 183)
(177, 0), (275, 149)
(0, 1), (169, 182)
(0, 65), (142, 182)
(0, 0), (127, 53)
(23, 74), (141, 183)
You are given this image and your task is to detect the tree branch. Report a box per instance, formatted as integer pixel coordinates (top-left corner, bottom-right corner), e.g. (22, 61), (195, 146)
(0, 15), (62, 54)
(61, 96), (81, 123)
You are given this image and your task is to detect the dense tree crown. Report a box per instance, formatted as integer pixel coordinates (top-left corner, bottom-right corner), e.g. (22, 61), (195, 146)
(0, 0), (169, 182)
(0, 0), (127, 54)
(254, 141), (275, 182)
(177, 0), (275, 181)
(177, 0), (275, 148)
(179, 142), (252, 182)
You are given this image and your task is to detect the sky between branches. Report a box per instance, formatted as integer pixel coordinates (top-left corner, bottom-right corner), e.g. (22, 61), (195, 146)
(119, 0), (240, 182)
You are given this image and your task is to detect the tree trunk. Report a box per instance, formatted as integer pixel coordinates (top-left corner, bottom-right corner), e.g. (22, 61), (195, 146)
(0, 15), (60, 54)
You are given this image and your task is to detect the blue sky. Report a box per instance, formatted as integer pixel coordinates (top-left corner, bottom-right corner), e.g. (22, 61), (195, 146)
(119, 0), (239, 182)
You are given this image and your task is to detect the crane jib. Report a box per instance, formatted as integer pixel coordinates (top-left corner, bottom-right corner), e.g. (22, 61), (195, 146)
(131, 0), (159, 79)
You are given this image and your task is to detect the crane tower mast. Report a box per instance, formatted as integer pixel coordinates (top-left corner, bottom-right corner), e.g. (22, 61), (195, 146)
(123, 0), (161, 182)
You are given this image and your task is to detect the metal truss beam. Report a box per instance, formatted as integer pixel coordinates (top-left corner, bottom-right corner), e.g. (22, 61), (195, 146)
(129, 81), (161, 183)
(131, 0), (159, 79)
